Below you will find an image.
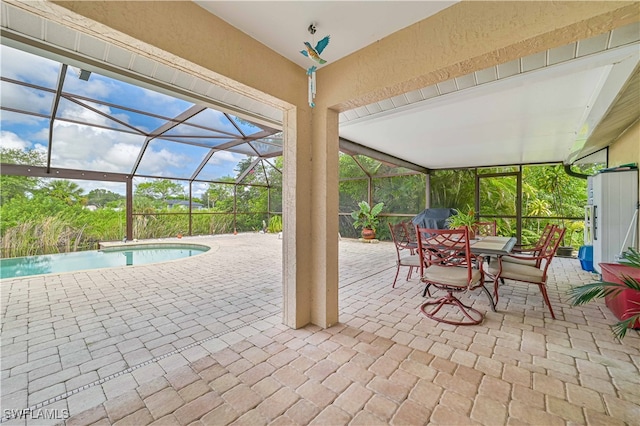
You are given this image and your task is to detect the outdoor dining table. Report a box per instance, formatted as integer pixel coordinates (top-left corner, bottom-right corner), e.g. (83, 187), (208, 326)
(469, 236), (517, 256)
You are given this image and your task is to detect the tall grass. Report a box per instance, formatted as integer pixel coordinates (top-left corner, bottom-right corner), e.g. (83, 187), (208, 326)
(1, 217), (97, 258)
(1, 207), (275, 258)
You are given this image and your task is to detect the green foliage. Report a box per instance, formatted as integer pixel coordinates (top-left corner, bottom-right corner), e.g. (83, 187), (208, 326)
(135, 180), (185, 201)
(569, 248), (640, 339)
(267, 215), (283, 233)
(46, 180), (87, 206)
(619, 247), (640, 268)
(1, 150), (598, 256)
(87, 189), (124, 207)
(351, 201), (384, 232)
(446, 207), (476, 228)
(427, 165), (594, 245)
(372, 175), (426, 214)
(0, 148), (45, 204)
(1, 192), (69, 234)
(430, 169), (476, 212)
(133, 213), (189, 239)
(1, 216), (86, 257)
(522, 165), (590, 219)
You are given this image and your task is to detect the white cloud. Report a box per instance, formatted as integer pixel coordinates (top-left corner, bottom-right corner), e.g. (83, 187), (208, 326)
(0, 45), (60, 87)
(208, 150), (242, 165)
(58, 101), (115, 127)
(0, 81), (53, 115)
(137, 147), (186, 176)
(104, 143), (143, 168)
(0, 130), (31, 150)
(63, 74), (115, 100)
(50, 121), (145, 172)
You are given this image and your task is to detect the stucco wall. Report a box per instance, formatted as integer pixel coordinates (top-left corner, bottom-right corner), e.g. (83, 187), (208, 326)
(609, 120), (640, 248)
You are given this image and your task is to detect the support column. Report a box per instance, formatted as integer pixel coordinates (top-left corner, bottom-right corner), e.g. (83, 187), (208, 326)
(310, 107), (340, 328)
(282, 106), (313, 328)
(126, 177), (133, 240)
(282, 103), (339, 329)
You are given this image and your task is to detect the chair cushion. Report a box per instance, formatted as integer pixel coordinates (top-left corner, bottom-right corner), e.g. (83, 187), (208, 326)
(399, 253), (421, 267)
(502, 255), (537, 267)
(422, 265), (481, 288)
(488, 261), (544, 283)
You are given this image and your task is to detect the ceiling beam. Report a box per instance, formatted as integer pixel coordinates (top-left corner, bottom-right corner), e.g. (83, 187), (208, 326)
(339, 138), (428, 174)
(0, 164), (130, 182)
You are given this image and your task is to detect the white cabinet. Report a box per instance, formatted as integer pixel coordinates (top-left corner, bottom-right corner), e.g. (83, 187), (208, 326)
(586, 170), (638, 274)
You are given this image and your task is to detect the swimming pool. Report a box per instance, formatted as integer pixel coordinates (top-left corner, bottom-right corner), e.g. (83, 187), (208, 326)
(0, 244), (210, 279)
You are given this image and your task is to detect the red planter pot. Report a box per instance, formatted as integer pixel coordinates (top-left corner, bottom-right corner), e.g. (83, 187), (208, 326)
(600, 262), (640, 329)
(361, 228), (376, 240)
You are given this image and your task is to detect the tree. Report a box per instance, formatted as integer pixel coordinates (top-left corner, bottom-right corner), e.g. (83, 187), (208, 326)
(0, 148), (45, 204)
(205, 178), (235, 211)
(135, 180), (185, 202)
(429, 169), (475, 210)
(87, 189), (124, 208)
(46, 180), (87, 206)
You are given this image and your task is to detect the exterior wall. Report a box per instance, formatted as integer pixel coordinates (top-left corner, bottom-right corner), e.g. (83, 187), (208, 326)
(31, 0), (640, 328)
(608, 120), (640, 248)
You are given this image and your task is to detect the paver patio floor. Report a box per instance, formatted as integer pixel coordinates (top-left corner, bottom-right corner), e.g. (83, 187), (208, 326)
(1, 233), (639, 425)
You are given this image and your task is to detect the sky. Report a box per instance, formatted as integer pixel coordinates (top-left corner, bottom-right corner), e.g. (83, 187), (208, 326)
(0, 44), (279, 198)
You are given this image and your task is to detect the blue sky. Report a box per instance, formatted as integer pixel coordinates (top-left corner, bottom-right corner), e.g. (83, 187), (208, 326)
(0, 45), (274, 197)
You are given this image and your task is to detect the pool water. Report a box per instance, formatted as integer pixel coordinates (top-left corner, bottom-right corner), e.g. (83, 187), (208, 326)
(0, 244), (209, 279)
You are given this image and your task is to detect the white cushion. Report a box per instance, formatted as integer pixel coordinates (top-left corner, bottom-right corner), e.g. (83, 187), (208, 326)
(502, 255), (537, 267)
(422, 265), (481, 288)
(399, 253), (421, 267)
(488, 261), (544, 283)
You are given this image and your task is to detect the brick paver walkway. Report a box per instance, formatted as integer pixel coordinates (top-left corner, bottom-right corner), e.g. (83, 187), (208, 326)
(1, 233), (638, 425)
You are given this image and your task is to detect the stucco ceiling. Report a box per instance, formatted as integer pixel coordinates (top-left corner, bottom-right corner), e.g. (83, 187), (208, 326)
(1, 1), (639, 172)
(194, 1), (457, 70)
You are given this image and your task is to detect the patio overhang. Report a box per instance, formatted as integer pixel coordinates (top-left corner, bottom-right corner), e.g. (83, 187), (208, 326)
(1, 2), (637, 170)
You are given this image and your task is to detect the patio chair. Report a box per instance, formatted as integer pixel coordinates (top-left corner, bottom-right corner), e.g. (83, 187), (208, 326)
(503, 223), (556, 267)
(416, 226), (493, 325)
(401, 221), (419, 253)
(473, 220), (497, 237)
(488, 226), (566, 319)
(388, 222), (421, 288)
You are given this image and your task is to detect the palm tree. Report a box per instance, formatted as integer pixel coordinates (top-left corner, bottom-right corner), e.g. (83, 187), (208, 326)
(46, 180), (87, 206)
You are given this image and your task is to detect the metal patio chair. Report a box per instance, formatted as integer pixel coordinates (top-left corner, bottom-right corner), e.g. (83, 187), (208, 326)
(416, 226), (492, 325)
(488, 226), (566, 319)
(388, 222), (421, 288)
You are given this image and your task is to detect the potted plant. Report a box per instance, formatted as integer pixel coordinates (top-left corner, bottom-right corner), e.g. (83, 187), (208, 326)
(569, 247), (640, 339)
(351, 201), (384, 239)
(446, 207), (477, 239)
(557, 221), (584, 257)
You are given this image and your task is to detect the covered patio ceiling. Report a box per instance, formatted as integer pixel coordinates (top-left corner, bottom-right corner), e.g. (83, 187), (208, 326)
(1, 1), (639, 176)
